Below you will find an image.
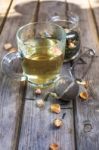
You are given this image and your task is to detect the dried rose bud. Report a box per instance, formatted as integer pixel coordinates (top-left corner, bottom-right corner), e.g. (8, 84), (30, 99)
(35, 88), (42, 95)
(68, 42), (76, 48)
(50, 104), (61, 114)
(53, 118), (63, 128)
(79, 91), (89, 100)
(77, 80), (89, 89)
(4, 43), (12, 50)
(49, 143), (59, 150)
(10, 47), (17, 52)
(36, 99), (45, 108)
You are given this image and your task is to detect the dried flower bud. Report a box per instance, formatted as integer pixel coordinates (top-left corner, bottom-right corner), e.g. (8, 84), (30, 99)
(77, 80), (89, 89)
(10, 47), (17, 52)
(50, 104), (61, 114)
(53, 118), (63, 128)
(49, 143), (59, 150)
(35, 89), (42, 95)
(4, 43), (12, 50)
(36, 99), (45, 108)
(68, 42), (76, 48)
(79, 91), (89, 100)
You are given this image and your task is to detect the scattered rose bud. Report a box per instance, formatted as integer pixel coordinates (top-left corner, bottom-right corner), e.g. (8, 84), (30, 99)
(10, 47), (17, 52)
(50, 104), (61, 114)
(4, 43), (12, 50)
(35, 88), (42, 95)
(77, 80), (89, 89)
(49, 143), (59, 150)
(79, 91), (89, 101)
(36, 99), (45, 108)
(53, 118), (63, 128)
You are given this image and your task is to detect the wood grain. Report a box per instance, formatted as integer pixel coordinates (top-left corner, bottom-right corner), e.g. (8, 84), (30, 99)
(1, 0), (99, 150)
(18, 97), (74, 150)
(67, 0), (99, 149)
(37, 0), (67, 21)
(18, 1), (75, 150)
(0, 0), (12, 32)
(0, 0), (38, 150)
(89, 0), (99, 35)
(67, 0), (99, 51)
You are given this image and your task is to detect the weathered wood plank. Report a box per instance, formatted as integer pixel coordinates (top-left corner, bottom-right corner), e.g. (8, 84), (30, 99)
(37, 0), (67, 21)
(0, 78), (26, 150)
(18, 1), (75, 150)
(67, 0), (99, 50)
(89, 0), (99, 35)
(19, 97), (74, 150)
(67, 0), (99, 149)
(0, 0), (12, 32)
(0, 0), (38, 150)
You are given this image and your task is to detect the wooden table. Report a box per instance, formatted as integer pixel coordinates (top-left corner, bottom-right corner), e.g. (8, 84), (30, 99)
(0, 0), (99, 150)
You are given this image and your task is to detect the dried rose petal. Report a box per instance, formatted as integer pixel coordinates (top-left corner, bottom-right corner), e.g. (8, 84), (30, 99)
(36, 99), (45, 108)
(35, 89), (42, 95)
(4, 43), (12, 50)
(79, 91), (89, 100)
(49, 143), (59, 150)
(50, 104), (61, 114)
(53, 118), (63, 128)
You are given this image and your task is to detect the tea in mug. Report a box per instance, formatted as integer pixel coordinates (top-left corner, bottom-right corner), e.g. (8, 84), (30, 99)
(21, 38), (64, 85)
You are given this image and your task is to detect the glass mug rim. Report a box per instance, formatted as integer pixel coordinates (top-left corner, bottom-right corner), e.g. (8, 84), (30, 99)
(16, 22), (66, 47)
(50, 17), (78, 31)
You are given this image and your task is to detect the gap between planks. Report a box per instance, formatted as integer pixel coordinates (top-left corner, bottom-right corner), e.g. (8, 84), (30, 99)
(0, 0), (14, 34)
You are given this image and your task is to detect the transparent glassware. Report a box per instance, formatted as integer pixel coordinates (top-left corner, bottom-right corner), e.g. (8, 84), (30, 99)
(1, 22), (66, 88)
(43, 68), (79, 101)
(49, 12), (80, 62)
(54, 68), (79, 101)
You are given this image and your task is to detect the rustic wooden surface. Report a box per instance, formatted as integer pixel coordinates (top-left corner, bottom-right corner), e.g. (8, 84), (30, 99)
(0, 0), (13, 32)
(18, 1), (75, 150)
(0, 0), (38, 150)
(67, 0), (99, 150)
(0, 0), (99, 150)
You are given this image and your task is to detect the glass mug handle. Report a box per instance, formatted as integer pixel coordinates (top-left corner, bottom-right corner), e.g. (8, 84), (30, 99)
(1, 51), (26, 80)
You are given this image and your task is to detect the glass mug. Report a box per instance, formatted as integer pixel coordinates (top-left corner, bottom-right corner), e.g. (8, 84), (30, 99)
(49, 12), (80, 62)
(1, 22), (66, 88)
